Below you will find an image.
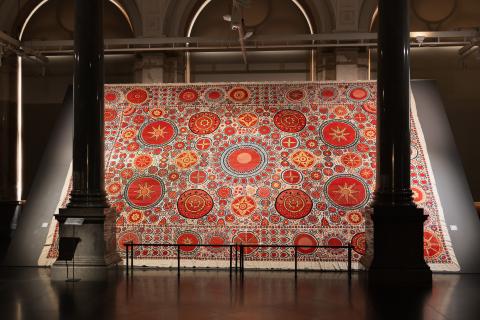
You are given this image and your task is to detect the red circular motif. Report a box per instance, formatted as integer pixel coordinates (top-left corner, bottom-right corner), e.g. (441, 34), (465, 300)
(177, 232), (200, 253)
(107, 182), (121, 194)
(233, 232), (258, 254)
(189, 170), (207, 184)
(349, 87), (368, 101)
(126, 88), (148, 104)
(227, 147), (262, 174)
(134, 154), (153, 169)
(347, 211), (364, 225)
(104, 109), (117, 121)
(281, 137), (299, 148)
(196, 138), (211, 150)
(320, 87), (338, 101)
(340, 153), (362, 168)
(231, 196), (257, 217)
(360, 168), (374, 179)
(274, 110), (306, 133)
(149, 108), (163, 118)
(104, 91), (118, 103)
(118, 232), (140, 250)
(125, 176), (164, 209)
(140, 120), (177, 146)
(177, 189), (214, 219)
(179, 89), (199, 103)
(207, 235), (226, 252)
(320, 121), (358, 148)
(326, 237), (344, 255)
(282, 170), (302, 184)
(325, 176), (368, 209)
(189, 112), (221, 134)
(351, 233), (366, 255)
(275, 189), (313, 219)
(294, 233), (318, 254)
(228, 87), (250, 103)
(285, 89), (306, 102)
(424, 230), (442, 258)
(127, 210), (143, 224)
(363, 101), (376, 114)
(238, 113), (258, 127)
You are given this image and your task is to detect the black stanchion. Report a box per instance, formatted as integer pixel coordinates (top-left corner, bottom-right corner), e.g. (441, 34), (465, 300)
(347, 243), (352, 281)
(229, 245), (232, 276)
(125, 244), (129, 275)
(130, 243), (134, 274)
(294, 246), (298, 277)
(177, 246), (180, 274)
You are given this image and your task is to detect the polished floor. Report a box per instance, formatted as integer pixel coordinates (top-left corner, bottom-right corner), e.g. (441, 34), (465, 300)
(0, 268), (479, 320)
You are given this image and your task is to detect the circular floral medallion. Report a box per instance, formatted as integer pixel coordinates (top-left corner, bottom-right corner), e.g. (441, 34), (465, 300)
(347, 211), (364, 225)
(127, 210), (143, 224)
(238, 113), (258, 127)
(204, 87), (226, 104)
(177, 231), (200, 253)
(324, 175), (369, 210)
(351, 232), (366, 255)
(319, 120), (359, 149)
(179, 88), (199, 103)
(207, 234), (227, 253)
(189, 170), (207, 184)
(290, 150), (316, 169)
(282, 169), (303, 184)
(118, 232), (140, 250)
(227, 87), (250, 103)
(424, 230), (443, 258)
(126, 88), (148, 104)
(281, 136), (299, 148)
(231, 196), (257, 217)
(273, 109), (306, 133)
(189, 112), (221, 135)
(326, 236), (345, 255)
(294, 233), (318, 254)
(138, 119), (177, 146)
(105, 90), (120, 104)
(104, 108), (117, 121)
(149, 108), (164, 118)
(362, 101), (376, 114)
(220, 143), (268, 178)
(285, 88), (306, 102)
(319, 86), (338, 101)
(177, 189), (214, 219)
(195, 138), (212, 151)
(275, 189), (313, 219)
(347, 86), (370, 102)
(134, 154), (153, 169)
(124, 176), (165, 209)
(340, 153), (362, 168)
(232, 232), (258, 255)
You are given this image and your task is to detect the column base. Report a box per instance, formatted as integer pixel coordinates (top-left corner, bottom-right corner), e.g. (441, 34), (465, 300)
(51, 207), (120, 281)
(362, 205), (432, 287)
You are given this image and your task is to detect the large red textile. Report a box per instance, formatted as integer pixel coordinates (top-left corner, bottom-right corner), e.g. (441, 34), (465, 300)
(44, 82), (458, 270)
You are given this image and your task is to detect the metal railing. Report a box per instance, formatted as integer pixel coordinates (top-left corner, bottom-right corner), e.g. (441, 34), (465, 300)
(124, 243), (353, 280)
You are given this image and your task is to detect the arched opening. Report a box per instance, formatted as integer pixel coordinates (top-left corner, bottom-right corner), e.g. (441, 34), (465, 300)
(185, 0), (316, 82)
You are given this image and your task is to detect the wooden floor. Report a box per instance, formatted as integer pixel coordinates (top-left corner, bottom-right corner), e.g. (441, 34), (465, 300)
(0, 268), (479, 320)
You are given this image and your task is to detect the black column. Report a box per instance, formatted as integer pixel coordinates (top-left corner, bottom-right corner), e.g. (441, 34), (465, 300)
(373, 0), (413, 207)
(366, 0), (432, 286)
(68, 0), (107, 208)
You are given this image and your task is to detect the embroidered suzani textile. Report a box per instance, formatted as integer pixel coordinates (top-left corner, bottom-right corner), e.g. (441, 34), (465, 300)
(43, 81), (459, 271)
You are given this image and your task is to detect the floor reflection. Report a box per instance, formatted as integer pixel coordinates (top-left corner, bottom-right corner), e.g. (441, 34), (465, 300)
(0, 268), (479, 320)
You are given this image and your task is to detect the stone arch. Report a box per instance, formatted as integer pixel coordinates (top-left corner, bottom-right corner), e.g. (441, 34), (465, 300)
(358, 0), (377, 32)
